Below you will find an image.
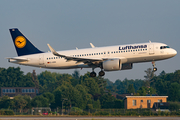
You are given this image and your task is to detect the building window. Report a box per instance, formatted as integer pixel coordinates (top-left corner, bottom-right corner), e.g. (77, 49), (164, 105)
(22, 89), (25, 93)
(158, 99), (162, 102)
(2, 89), (5, 93)
(141, 100), (143, 102)
(36, 89), (39, 94)
(11, 89), (13, 93)
(32, 89), (35, 93)
(147, 100), (151, 103)
(29, 89), (32, 93)
(133, 100), (136, 106)
(26, 89), (29, 93)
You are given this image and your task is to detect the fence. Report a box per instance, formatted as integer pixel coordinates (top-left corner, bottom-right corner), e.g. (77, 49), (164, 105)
(6, 108), (180, 116)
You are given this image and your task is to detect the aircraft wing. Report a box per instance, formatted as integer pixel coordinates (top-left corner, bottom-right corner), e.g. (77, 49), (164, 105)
(47, 44), (104, 64)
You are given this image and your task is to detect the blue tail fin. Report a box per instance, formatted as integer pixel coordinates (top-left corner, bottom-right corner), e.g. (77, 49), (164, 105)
(9, 28), (43, 56)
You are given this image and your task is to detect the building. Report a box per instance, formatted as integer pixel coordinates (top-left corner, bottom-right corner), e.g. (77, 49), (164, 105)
(124, 96), (168, 109)
(1, 87), (39, 98)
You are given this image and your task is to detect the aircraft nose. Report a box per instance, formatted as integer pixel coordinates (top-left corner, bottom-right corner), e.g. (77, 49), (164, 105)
(172, 49), (177, 56)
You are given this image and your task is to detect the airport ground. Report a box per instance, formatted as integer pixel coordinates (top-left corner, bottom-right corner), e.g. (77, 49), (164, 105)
(0, 116), (180, 120)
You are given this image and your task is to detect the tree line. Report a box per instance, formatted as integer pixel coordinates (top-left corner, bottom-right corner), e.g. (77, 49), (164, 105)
(0, 67), (180, 112)
(0, 67), (123, 111)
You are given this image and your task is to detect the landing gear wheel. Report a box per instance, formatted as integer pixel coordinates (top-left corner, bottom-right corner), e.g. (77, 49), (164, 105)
(152, 61), (157, 72)
(90, 71), (96, 77)
(153, 67), (157, 72)
(99, 71), (105, 76)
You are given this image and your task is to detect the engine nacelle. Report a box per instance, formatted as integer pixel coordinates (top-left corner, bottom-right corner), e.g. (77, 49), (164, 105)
(102, 59), (133, 71)
(103, 59), (121, 71)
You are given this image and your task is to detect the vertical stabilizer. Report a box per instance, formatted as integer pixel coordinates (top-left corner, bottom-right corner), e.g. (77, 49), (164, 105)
(9, 28), (43, 56)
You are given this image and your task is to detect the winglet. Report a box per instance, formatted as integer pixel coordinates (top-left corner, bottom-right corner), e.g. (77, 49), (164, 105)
(90, 43), (95, 48)
(47, 44), (64, 57)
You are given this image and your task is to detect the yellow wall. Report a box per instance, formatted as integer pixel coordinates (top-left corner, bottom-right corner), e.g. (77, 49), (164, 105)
(125, 96), (167, 109)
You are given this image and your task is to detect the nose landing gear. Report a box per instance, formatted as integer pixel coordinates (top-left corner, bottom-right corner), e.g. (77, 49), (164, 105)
(152, 61), (157, 72)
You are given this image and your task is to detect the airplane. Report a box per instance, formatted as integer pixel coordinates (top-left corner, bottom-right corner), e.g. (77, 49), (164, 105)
(7, 28), (177, 77)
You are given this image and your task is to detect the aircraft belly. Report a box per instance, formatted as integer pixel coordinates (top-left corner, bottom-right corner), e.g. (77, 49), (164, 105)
(126, 54), (174, 63)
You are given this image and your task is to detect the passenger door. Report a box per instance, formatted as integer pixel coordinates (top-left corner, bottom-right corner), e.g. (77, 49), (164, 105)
(39, 55), (44, 65)
(149, 44), (154, 54)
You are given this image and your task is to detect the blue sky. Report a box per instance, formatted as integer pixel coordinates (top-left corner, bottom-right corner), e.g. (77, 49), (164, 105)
(0, 0), (179, 82)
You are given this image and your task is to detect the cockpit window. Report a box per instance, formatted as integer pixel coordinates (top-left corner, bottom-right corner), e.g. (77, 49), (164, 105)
(160, 46), (170, 49)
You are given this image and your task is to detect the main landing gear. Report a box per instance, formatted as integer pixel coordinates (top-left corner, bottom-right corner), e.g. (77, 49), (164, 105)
(90, 68), (105, 77)
(152, 61), (157, 72)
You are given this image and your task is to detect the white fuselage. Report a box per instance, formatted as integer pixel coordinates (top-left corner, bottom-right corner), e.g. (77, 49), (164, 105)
(9, 42), (177, 71)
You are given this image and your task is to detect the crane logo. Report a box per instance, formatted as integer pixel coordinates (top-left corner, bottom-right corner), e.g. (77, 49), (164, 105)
(15, 36), (26, 48)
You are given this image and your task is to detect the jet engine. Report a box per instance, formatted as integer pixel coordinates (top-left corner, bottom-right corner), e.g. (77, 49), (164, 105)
(102, 59), (133, 71)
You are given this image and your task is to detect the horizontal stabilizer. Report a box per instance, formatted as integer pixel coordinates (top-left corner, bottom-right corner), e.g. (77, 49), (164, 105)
(6, 57), (29, 62)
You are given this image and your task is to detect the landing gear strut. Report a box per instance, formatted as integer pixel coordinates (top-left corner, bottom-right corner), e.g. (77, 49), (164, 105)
(152, 61), (157, 72)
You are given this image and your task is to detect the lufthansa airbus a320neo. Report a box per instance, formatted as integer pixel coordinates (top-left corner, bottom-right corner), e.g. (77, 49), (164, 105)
(7, 28), (177, 77)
